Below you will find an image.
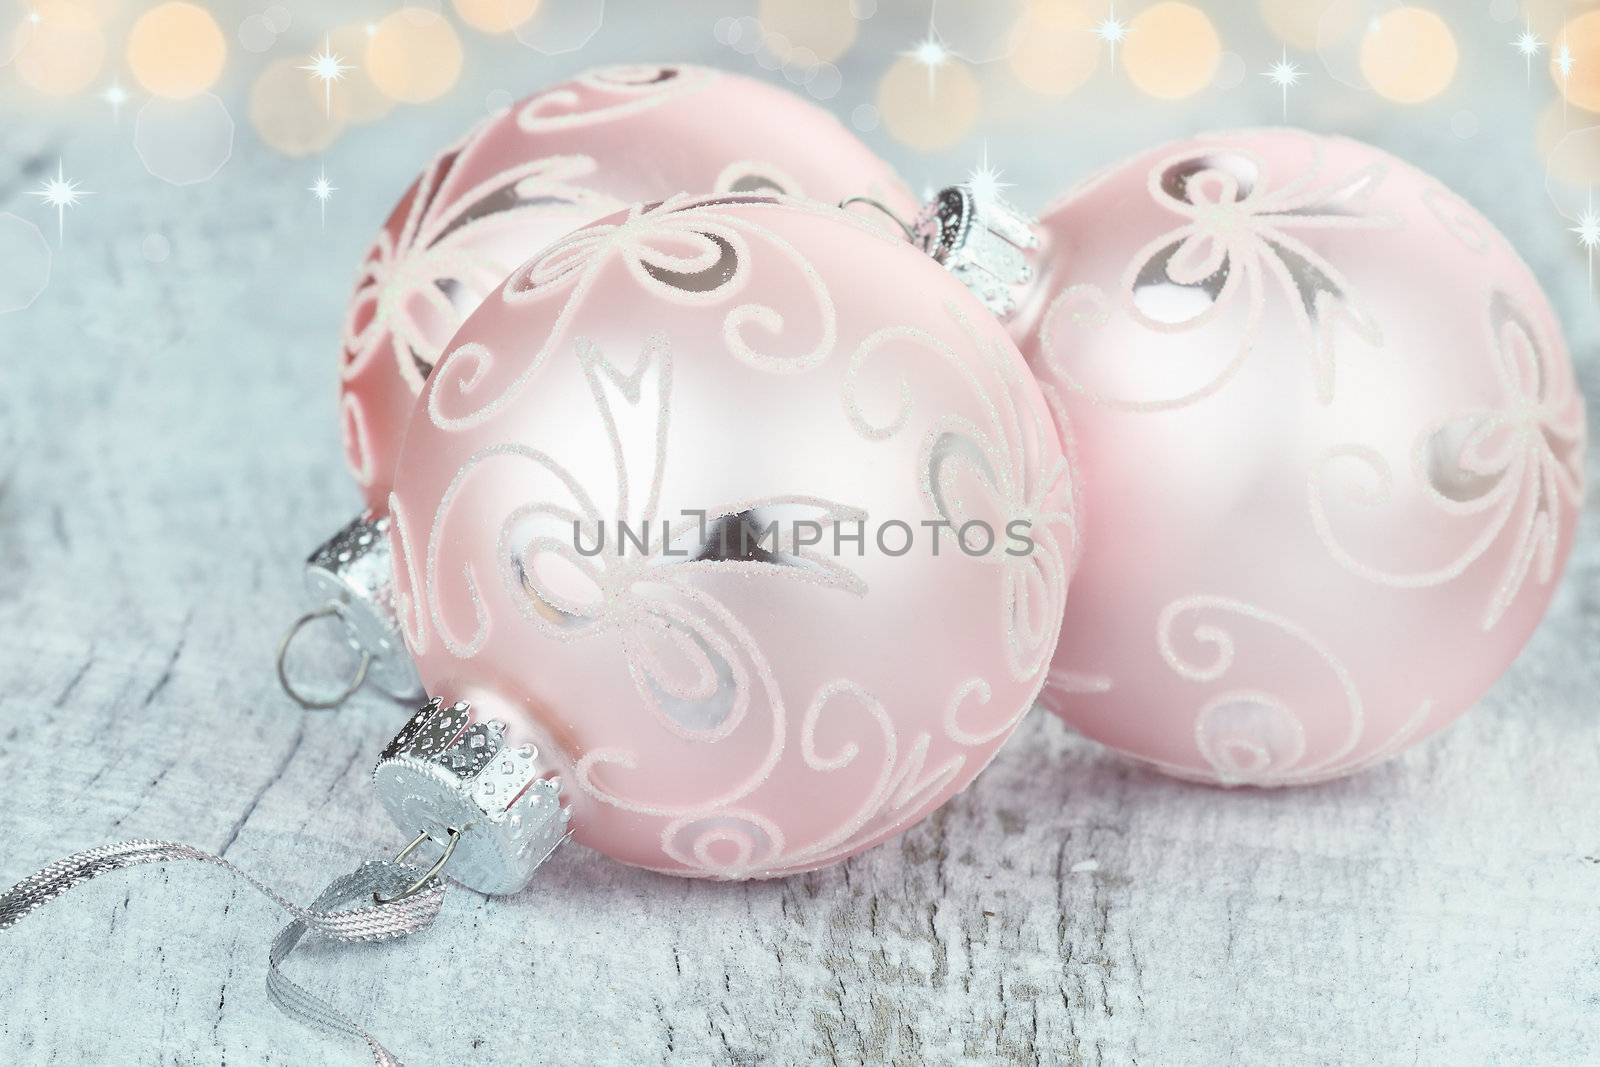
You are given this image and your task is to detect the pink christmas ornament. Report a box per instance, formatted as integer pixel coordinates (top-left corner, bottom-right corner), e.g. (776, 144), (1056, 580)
(284, 64), (917, 708)
(339, 63), (916, 515)
(384, 194), (1075, 878)
(1020, 128), (1585, 786)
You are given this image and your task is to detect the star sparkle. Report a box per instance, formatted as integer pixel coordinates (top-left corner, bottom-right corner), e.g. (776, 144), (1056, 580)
(966, 145), (1011, 207)
(308, 167), (337, 228)
(300, 35), (351, 116)
(100, 81), (129, 122)
(1572, 193), (1600, 287)
(1093, 3), (1129, 67)
(27, 158), (93, 244)
(1262, 49), (1304, 120)
(903, 24), (951, 96)
(1513, 25), (1543, 83)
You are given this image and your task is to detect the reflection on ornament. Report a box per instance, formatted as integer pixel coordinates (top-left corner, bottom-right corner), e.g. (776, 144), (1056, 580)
(127, 2), (226, 100)
(134, 93), (235, 186)
(877, 53), (981, 151)
(1359, 6), (1457, 104)
(367, 8), (463, 103)
(13, 0), (105, 96)
(1124, 2), (1220, 100)
(250, 58), (344, 158)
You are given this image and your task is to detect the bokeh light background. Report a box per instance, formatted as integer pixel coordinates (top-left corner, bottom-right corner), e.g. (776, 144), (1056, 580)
(2, 0), (1597, 388)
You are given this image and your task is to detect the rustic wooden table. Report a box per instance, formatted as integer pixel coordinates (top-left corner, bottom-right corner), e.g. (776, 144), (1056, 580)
(2, 9), (1597, 1064)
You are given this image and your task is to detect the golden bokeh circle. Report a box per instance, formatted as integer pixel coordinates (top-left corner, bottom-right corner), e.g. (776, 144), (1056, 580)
(1124, 2), (1220, 101)
(757, 0), (857, 64)
(13, 1), (105, 96)
(1258, 0), (1322, 50)
(1538, 98), (1600, 192)
(250, 57), (344, 158)
(1009, 0), (1099, 97)
(128, 2), (226, 100)
(877, 55), (981, 151)
(328, 25), (395, 124)
(1551, 11), (1600, 113)
(367, 8), (464, 104)
(452, 0), (541, 34)
(1359, 6), (1457, 104)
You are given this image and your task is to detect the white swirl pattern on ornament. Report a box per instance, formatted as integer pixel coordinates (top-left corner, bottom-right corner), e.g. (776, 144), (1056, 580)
(713, 160), (802, 196)
(1419, 183), (1490, 254)
(1154, 595), (1432, 786)
(416, 325), (1049, 873)
(427, 194), (842, 433)
(338, 391), (375, 488)
(845, 303), (1074, 689)
(392, 191), (1068, 876)
(1308, 289), (1586, 630)
(345, 152), (625, 393)
(1040, 137), (1397, 411)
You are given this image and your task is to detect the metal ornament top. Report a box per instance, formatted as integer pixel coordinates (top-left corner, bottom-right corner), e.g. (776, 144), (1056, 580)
(911, 185), (1042, 318)
(278, 511), (423, 709)
(372, 697), (570, 896)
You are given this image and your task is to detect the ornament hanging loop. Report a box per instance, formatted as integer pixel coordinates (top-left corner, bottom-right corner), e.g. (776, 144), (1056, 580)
(839, 195), (916, 241)
(374, 828), (460, 905)
(276, 605), (373, 710)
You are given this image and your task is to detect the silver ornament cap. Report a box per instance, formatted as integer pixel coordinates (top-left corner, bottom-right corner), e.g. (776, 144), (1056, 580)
(912, 184), (1042, 318)
(281, 512), (422, 707)
(372, 697), (570, 896)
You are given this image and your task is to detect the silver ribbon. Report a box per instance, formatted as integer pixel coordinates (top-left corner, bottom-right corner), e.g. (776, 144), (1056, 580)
(0, 839), (445, 1065)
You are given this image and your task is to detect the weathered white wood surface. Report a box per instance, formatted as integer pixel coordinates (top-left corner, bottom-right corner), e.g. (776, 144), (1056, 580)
(2, 8), (1598, 1065)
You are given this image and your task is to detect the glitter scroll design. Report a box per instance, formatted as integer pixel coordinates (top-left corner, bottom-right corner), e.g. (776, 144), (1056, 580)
(846, 302), (1075, 697)
(420, 336), (912, 877)
(1309, 290), (1586, 631)
(341, 149), (625, 394)
(426, 193), (840, 432)
(1154, 595), (1431, 786)
(1039, 136), (1398, 411)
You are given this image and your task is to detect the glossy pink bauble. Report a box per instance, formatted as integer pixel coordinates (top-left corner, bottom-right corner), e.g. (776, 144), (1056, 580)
(1021, 128), (1585, 786)
(388, 195), (1074, 877)
(339, 64), (916, 513)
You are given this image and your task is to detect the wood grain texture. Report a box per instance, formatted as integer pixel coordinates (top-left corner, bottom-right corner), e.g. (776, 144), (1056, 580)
(2, 17), (1598, 1066)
